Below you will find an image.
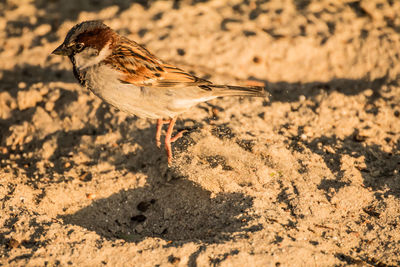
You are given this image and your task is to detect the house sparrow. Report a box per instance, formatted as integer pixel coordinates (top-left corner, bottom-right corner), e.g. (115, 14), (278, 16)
(52, 20), (267, 165)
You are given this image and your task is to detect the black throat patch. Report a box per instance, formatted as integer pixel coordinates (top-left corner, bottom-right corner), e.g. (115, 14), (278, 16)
(69, 55), (86, 87)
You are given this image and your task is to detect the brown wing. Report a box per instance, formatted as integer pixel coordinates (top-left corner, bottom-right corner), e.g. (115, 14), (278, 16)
(103, 37), (211, 88)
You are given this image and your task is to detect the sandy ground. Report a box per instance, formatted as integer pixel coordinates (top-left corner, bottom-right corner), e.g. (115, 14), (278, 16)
(1, 0), (400, 266)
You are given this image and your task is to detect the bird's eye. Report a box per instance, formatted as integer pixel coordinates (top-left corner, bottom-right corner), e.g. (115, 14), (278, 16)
(75, 43), (84, 52)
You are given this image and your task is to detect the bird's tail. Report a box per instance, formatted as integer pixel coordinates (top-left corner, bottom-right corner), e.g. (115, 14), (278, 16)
(208, 84), (267, 97)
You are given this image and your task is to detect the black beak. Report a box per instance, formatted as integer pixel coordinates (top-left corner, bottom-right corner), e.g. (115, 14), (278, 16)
(52, 44), (69, 56)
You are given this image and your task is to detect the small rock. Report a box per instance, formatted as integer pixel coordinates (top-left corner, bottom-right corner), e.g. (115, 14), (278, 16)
(17, 90), (43, 110)
(212, 107), (219, 117)
(45, 101), (55, 112)
(253, 56), (261, 63)
(184, 121), (194, 127)
(8, 238), (20, 249)
(163, 208), (174, 219)
(80, 172), (92, 182)
(42, 139), (56, 160)
(364, 89), (373, 97)
(135, 224), (144, 233)
(86, 193), (96, 200)
(353, 132), (367, 142)
(177, 48), (185, 56)
(18, 82), (27, 89)
(137, 201), (151, 212)
(131, 215), (146, 223)
(168, 255), (180, 264)
(0, 92), (16, 119)
(34, 24), (51, 36)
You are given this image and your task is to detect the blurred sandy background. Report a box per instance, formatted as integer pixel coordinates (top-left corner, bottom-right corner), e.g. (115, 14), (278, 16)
(1, 0), (400, 266)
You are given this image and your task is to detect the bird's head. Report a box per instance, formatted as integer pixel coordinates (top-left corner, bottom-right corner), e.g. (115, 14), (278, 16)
(52, 20), (117, 69)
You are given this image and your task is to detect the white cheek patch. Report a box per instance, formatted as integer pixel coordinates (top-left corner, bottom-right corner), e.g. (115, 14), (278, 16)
(74, 42), (112, 70)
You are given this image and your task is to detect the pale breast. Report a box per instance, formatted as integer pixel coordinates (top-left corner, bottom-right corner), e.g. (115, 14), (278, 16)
(81, 64), (184, 119)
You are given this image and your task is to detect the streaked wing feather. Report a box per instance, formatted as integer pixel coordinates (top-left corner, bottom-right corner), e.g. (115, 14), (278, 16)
(103, 38), (211, 88)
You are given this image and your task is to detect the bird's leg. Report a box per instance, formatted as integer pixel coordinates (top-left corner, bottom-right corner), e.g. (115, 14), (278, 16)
(164, 117), (177, 165)
(170, 129), (187, 143)
(164, 117), (187, 165)
(156, 119), (169, 148)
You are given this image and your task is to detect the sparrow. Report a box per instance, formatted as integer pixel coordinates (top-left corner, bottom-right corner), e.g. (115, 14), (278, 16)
(52, 20), (267, 165)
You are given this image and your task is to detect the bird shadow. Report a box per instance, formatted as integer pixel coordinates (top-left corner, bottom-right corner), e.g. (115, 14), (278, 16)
(61, 177), (260, 244)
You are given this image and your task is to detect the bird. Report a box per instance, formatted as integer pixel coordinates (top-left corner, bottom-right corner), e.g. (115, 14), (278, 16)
(52, 20), (267, 165)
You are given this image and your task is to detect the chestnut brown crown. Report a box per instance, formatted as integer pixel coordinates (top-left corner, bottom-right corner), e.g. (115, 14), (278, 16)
(52, 20), (116, 57)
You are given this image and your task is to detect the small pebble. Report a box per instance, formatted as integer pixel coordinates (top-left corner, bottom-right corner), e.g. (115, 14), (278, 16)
(131, 215), (147, 223)
(137, 201), (151, 212)
(253, 56), (261, 64)
(80, 172), (92, 182)
(86, 193), (96, 200)
(364, 89), (373, 97)
(168, 255), (180, 264)
(135, 224), (144, 233)
(8, 238), (20, 249)
(163, 207), (174, 219)
(18, 82), (27, 89)
(34, 24), (51, 36)
(45, 102), (55, 112)
(177, 48), (185, 56)
(212, 107), (219, 117)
